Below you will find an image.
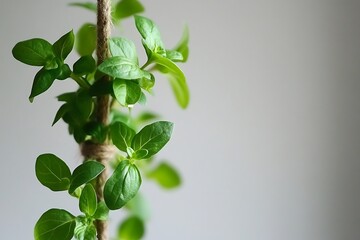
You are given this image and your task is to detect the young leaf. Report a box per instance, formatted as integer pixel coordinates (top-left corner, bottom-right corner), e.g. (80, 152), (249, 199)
(12, 38), (54, 66)
(52, 104), (69, 126)
(69, 2), (97, 12)
(125, 193), (151, 221)
(98, 56), (149, 80)
(73, 55), (96, 76)
(138, 73), (155, 92)
(118, 216), (145, 240)
(134, 15), (165, 55)
(113, 0), (144, 20)
(79, 184), (97, 217)
(76, 23), (96, 56)
(69, 161), (105, 194)
(136, 111), (159, 124)
(110, 121), (136, 152)
(131, 121), (174, 159)
(152, 53), (190, 108)
(34, 209), (76, 240)
(173, 25), (189, 62)
(104, 160), (141, 210)
(113, 79), (141, 106)
(53, 30), (74, 61)
(74, 217), (97, 240)
(109, 38), (138, 64)
(35, 153), (71, 191)
(29, 68), (57, 102)
(166, 50), (183, 62)
(147, 162), (181, 189)
(93, 201), (109, 221)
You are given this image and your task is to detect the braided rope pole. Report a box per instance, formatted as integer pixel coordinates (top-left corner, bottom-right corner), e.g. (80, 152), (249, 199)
(93, 0), (112, 239)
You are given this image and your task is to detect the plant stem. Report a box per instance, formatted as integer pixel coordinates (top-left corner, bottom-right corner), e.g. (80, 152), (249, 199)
(95, 0), (111, 239)
(70, 73), (91, 89)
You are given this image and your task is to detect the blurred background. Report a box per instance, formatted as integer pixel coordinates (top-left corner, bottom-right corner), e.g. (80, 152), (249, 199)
(1, 0), (360, 239)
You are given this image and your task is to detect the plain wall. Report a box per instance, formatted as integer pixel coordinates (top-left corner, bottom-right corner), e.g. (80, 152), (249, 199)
(1, 0), (360, 239)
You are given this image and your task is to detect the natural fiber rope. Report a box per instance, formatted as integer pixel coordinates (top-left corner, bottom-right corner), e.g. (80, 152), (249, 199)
(81, 0), (112, 239)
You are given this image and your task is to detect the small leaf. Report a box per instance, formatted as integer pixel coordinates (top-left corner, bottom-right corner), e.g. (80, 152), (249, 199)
(138, 73), (155, 92)
(109, 38), (138, 64)
(113, 79), (141, 106)
(34, 209), (75, 240)
(110, 121), (136, 152)
(153, 53), (190, 108)
(93, 201), (109, 221)
(118, 216), (145, 240)
(29, 68), (57, 102)
(173, 25), (189, 62)
(69, 161), (105, 194)
(134, 15), (165, 55)
(52, 104), (69, 126)
(53, 30), (75, 60)
(114, 0), (144, 20)
(131, 121), (174, 159)
(12, 38), (54, 66)
(98, 56), (149, 80)
(76, 23), (96, 56)
(69, 2), (97, 12)
(79, 184), (97, 217)
(76, 90), (94, 120)
(125, 193), (151, 221)
(104, 160), (141, 210)
(166, 50), (183, 62)
(35, 154), (71, 191)
(73, 55), (96, 76)
(136, 112), (159, 123)
(147, 162), (181, 189)
(74, 217), (97, 240)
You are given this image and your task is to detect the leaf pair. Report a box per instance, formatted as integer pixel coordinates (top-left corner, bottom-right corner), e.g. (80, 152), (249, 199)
(12, 31), (75, 101)
(134, 16), (190, 108)
(35, 154), (104, 193)
(111, 121), (174, 160)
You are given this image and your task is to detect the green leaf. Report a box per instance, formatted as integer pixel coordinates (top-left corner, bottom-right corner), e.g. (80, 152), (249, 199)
(113, 79), (141, 106)
(118, 216), (145, 240)
(34, 209), (75, 240)
(74, 217), (97, 240)
(166, 50), (183, 62)
(93, 201), (109, 221)
(153, 53), (190, 108)
(134, 15), (165, 55)
(125, 193), (151, 221)
(173, 25), (189, 62)
(52, 104), (69, 126)
(114, 0), (144, 20)
(76, 90), (94, 120)
(109, 38), (138, 64)
(69, 2), (97, 12)
(84, 121), (108, 143)
(136, 112), (159, 124)
(29, 68), (57, 102)
(79, 184), (97, 217)
(35, 154), (71, 191)
(138, 73), (155, 92)
(131, 121), (174, 159)
(12, 38), (54, 66)
(56, 63), (72, 80)
(73, 55), (96, 76)
(104, 160), (141, 210)
(69, 161), (105, 194)
(110, 121), (136, 152)
(53, 30), (75, 61)
(98, 56), (149, 80)
(76, 23), (96, 56)
(147, 162), (181, 189)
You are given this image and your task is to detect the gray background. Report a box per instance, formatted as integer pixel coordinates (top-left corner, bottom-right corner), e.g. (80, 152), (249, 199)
(1, 0), (360, 239)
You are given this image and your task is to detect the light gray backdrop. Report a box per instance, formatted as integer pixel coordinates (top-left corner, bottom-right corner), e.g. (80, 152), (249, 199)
(1, 0), (360, 239)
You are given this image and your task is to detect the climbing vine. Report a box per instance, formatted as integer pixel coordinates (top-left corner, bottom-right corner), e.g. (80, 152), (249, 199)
(12, 0), (189, 239)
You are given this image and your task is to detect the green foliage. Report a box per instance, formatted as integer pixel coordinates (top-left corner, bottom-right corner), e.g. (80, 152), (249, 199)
(34, 209), (76, 240)
(104, 160), (142, 210)
(118, 216), (145, 240)
(148, 162), (181, 189)
(35, 154), (71, 191)
(132, 121), (173, 159)
(69, 161), (105, 194)
(13, 0), (189, 239)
